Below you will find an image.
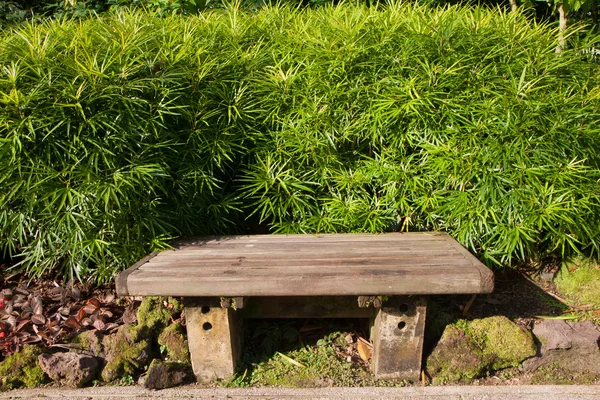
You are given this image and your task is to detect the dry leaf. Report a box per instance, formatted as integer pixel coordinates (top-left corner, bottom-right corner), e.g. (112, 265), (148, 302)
(357, 340), (372, 361)
(88, 298), (101, 308)
(76, 307), (86, 322)
(64, 317), (81, 330)
(82, 304), (96, 315)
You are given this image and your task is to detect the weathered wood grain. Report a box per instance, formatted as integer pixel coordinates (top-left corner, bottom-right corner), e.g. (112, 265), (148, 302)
(118, 232), (494, 297)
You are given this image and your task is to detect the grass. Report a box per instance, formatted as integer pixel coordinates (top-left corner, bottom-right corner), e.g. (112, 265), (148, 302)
(554, 257), (600, 310)
(1, 3), (599, 282)
(222, 319), (404, 388)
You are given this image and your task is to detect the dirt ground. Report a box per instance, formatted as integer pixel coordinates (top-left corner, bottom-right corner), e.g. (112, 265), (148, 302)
(1, 265), (599, 389)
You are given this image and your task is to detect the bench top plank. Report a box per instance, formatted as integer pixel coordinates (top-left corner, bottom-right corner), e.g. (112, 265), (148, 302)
(116, 232), (494, 297)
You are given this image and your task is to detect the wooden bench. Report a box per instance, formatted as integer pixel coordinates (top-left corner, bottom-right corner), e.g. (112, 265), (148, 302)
(116, 232), (494, 382)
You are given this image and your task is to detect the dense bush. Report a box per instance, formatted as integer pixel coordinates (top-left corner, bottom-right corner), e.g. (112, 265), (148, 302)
(1, 3), (599, 282)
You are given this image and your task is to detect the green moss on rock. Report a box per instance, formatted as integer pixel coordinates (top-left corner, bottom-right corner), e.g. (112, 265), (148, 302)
(101, 324), (151, 382)
(0, 345), (47, 390)
(427, 316), (536, 383)
(471, 316), (537, 370)
(136, 297), (178, 334)
(73, 330), (104, 357)
(158, 323), (190, 364)
(427, 325), (486, 383)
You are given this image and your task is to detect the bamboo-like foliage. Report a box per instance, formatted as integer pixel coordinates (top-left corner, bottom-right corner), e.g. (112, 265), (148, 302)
(1, 3), (599, 282)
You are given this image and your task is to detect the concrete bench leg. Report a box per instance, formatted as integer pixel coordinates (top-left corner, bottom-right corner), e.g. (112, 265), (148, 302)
(184, 298), (241, 383)
(371, 296), (427, 381)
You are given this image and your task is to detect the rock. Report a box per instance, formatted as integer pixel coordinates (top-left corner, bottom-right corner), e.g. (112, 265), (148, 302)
(0, 345), (47, 390)
(136, 297), (181, 335)
(470, 316), (537, 370)
(101, 324), (151, 382)
(158, 323), (190, 364)
(533, 320), (600, 353)
(524, 319), (600, 381)
(38, 352), (98, 387)
(139, 360), (193, 390)
(427, 316), (536, 383)
(427, 325), (485, 383)
(73, 330), (105, 357)
(523, 344), (600, 380)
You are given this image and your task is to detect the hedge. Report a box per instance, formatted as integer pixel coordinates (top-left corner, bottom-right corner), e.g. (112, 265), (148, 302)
(1, 3), (599, 282)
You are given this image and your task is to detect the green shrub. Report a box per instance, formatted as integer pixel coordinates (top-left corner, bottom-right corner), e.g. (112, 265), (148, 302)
(1, 3), (599, 282)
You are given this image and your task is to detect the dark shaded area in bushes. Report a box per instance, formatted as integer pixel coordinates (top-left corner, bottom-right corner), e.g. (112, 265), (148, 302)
(1, 4), (600, 282)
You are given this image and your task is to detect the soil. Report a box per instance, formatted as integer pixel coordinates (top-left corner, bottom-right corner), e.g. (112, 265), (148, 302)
(1, 266), (599, 388)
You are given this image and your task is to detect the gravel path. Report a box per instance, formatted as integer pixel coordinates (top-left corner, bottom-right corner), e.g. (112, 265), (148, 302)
(2, 385), (600, 400)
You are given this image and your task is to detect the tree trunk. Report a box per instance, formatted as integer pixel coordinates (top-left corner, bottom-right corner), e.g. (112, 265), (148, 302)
(556, 3), (568, 53)
(510, 0), (518, 12)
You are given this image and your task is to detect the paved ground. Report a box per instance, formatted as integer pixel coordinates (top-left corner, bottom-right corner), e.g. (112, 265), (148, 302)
(2, 385), (600, 400)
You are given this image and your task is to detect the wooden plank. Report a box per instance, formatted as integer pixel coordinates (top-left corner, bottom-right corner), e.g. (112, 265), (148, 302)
(124, 273), (483, 297)
(129, 265), (479, 280)
(115, 252), (159, 296)
(150, 248), (462, 260)
(172, 233), (450, 247)
(447, 239), (495, 293)
(139, 258), (474, 271)
(118, 232), (494, 297)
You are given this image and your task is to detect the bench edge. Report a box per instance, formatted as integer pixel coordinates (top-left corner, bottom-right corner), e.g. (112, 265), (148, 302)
(116, 251), (159, 296)
(446, 239), (495, 294)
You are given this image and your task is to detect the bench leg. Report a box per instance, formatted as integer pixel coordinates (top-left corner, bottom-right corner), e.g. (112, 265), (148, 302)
(371, 296), (427, 381)
(184, 298), (241, 383)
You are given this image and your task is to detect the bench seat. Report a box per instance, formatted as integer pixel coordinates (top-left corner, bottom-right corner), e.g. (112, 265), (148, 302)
(116, 232), (494, 383)
(116, 232), (493, 297)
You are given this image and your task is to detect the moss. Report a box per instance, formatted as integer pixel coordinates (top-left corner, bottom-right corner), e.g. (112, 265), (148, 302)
(0, 345), (47, 390)
(471, 316), (537, 370)
(168, 297), (184, 313)
(427, 325), (486, 384)
(136, 296), (177, 334)
(224, 332), (374, 388)
(101, 324), (151, 382)
(427, 317), (536, 384)
(158, 323), (190, 364)
(530, 362), (600, 385)
(73, 330), (104, 357)
(554, 257), (600, 309)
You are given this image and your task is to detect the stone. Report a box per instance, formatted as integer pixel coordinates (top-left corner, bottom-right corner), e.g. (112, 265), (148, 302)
(184, 298), (241, 382)
(427, 316), (537, 383)
(38, 352), (98, 387)
(158, 323), (190, 364)
(567, 321), (600, 350)
(136, 297), (181, 335)
(533, 320), (600, 353)
(139, 360), (193, 390)
(470, 316), (537, 370)
(523, 347), (600, 377)
(0, 345), (47, 390)
(73, 330), (105, 357)
(101, 324), (151, 382)
(524, 319), (600, 381)
(371, 296), (427, 381)
(427, 325), (486, 383)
